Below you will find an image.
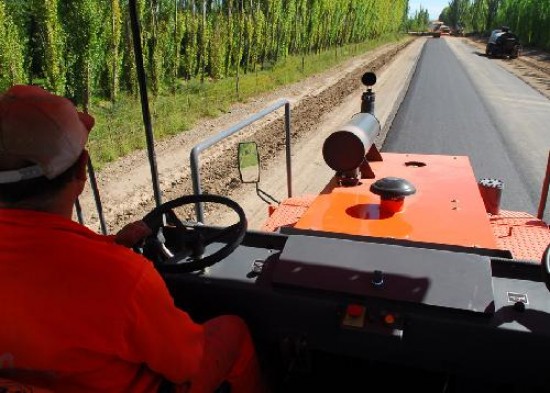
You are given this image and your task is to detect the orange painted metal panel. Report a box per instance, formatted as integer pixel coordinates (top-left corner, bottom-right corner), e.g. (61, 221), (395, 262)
(490, 210), (550, 261)
(294, 153), (498, 249)
(261, 196), (317, 232)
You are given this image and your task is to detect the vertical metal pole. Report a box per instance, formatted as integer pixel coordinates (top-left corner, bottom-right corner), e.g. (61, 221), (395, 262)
(190, 148), (205, 223)
(129, 0), (162, 207)
(86, 157), (108, 235)
(285, 102), (292, 198)
(75, 198), (84, 225)
(361, 90), (375, 115)
(537, 151), (550, 220)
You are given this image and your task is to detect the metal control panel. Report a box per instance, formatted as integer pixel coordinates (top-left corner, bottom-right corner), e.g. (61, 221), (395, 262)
(272, 234), (494, 314)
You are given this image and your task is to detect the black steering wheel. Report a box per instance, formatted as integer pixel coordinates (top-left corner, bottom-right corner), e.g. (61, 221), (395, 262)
(141, 194), (247, 273)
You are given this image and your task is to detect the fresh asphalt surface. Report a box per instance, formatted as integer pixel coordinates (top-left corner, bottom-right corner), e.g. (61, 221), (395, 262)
(383, 37), (550, 222)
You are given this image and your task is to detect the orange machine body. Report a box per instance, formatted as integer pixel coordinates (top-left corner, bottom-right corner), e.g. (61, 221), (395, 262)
(263, 152), (550, 260)
(293, 153), (497, 249)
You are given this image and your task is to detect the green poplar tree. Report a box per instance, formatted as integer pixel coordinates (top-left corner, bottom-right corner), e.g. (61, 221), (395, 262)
(61, 0), (102, 108)
(107, 0), (122, 101)
(0, 0), (26, 90)
(33, 0), (65, 94)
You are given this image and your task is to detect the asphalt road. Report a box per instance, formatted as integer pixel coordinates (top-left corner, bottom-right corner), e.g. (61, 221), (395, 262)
(383, 37), (550, 222)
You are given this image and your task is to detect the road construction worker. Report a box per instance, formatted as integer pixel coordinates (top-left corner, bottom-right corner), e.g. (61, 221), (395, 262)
(0, 85), (267, 393)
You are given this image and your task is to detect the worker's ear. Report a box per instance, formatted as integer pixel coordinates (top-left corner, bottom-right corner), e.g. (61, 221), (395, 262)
(75, 150), (89, 182)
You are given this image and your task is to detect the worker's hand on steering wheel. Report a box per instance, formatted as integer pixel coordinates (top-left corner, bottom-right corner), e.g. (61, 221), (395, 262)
(115, 220), (153, 248)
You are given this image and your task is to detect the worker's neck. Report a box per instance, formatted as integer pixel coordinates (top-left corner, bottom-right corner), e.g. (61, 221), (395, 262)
(0, 200), (74, 220)
(0, 186), (78, 220)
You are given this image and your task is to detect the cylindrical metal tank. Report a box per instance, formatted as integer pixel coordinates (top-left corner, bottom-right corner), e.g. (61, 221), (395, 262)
(478, 178), (504, 215)
(322, 113), (380, 173)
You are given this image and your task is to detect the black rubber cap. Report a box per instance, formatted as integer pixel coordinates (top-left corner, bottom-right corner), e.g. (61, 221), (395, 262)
(362, 72), (377, 87)
(370, 177), (416, 199)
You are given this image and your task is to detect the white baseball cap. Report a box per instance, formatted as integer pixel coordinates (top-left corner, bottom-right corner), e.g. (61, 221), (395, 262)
(0, 85), (94, 183)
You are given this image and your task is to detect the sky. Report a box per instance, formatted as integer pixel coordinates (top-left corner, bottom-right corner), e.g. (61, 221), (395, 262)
(408, 0), (449, 21)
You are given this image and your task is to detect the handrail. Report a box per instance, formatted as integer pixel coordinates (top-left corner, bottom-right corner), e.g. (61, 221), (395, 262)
(190, 100), (292, 222)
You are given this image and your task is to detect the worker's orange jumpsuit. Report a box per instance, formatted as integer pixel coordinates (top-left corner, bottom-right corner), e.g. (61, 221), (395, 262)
(0, 209), (262, 393)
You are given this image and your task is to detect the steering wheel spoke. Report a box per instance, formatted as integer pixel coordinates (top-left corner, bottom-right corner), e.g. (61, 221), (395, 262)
(198, 222), (242, 244)
(164, 209), (187, 230)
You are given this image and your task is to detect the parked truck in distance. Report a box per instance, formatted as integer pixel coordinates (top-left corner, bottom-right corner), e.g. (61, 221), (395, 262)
(486, 26), (521, 59)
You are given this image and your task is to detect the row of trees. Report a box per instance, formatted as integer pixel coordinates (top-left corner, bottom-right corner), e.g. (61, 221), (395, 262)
(439, 0), (550, 51)
(407, 6), (430, 33)
(439, 0), (503, 33)
(0, 0), (409, 107)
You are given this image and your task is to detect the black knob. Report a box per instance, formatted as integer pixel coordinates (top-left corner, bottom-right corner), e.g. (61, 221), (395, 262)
(372, 270), (384, 287)
(513, 301), (526, 313)
(370, 177), (416, 200)
(362, 72), (377, 87)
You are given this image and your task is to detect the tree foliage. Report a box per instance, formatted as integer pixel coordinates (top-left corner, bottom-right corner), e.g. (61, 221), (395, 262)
(0, 0), (26, 90)
(407, 6), (430, 32)
(1, 0), (409, 99)
(440, 0), (470, 30)
(33, 0), (65, 93)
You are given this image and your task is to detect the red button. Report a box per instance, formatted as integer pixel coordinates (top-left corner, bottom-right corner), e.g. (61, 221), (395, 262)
(346, 304), (364, 318)
(384, 314), (396, 325)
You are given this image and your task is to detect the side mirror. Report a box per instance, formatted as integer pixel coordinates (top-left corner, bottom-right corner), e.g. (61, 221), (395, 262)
(238, 142), (260, 183)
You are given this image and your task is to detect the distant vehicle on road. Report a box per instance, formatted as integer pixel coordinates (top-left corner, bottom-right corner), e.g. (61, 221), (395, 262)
(486, 26), (521, 59)
(430, 20), (443, 38)
(440, 25), (451, 35)
(452, 25), (465, 36)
